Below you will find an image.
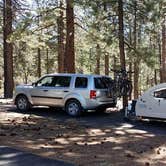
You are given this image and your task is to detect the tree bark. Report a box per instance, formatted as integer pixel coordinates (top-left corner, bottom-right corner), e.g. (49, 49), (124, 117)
(95, 44), (100, 75)
(57, 0), (65, 73)
(161, 16), (166, 82)
(158, 32), (162, 83)
(118, 0), (127, 108)
(129, 21), (133, 100)
(36, 0), (41, 78)
(37, 48), (41, 78)
(105, 53), (109, 75)
(104, 2), (109, 76)
(118, 0), (126, 70)
(129, 62), (132, 100)
(113, 55), (117, 79)
(46, 48), (49, 74)
(154, 69), (157, 85)
(3, 0), (14, 98)
(133, 0), (139, 99)
(64, 0), (75, 73)
(134, 62), (139, 98)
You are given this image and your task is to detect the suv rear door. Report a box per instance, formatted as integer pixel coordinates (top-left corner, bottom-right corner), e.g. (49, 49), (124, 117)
(94, 77), (113, 101)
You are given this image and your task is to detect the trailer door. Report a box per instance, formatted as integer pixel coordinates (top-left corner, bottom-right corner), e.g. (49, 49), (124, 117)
(153, 88), (166, 119)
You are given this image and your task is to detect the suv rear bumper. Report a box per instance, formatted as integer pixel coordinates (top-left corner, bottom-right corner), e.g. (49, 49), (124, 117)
(83, 99), (117, 110)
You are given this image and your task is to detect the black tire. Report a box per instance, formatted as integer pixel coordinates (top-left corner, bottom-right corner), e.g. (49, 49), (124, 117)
(111, 102), (117, 107)
(65, 99), (82, 117)
(49, 106), (55, 110)
(16, 95), (31, 111)
(96, 107), (106, 113)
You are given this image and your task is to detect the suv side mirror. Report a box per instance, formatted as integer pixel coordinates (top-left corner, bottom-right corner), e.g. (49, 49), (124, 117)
(32, 82), (37, 86)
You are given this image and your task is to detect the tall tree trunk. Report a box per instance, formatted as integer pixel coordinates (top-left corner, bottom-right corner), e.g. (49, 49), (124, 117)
(46, 48), (49, 74)
(36, 0), (41, 78)
(103, 2), (109, 76)
(154, 69), (157, 85)
(105, 53), (109, 75)
(129, 62), (132, 100)
(134, 63), (139, 98)
(37, 48), (41, 78)
(118, 0), (127, 108)
(118, 0), (126, 70)
(3, 0), (14, 98)
(158, 32), (162, 83)
(57, 0), (65, 73)
(89, 48), (92, 73)
(161, 17), (166, 82)
(24, 72), (28, 84)
(64, 0), (75, 73)
(133, 0), (139, 99)
(113, 55), (117, 79)
(129, 21), (133, 100)
(95, 44), (100, 75)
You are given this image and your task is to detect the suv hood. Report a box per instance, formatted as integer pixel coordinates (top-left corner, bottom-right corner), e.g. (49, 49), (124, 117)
(16, 84), (33, 89)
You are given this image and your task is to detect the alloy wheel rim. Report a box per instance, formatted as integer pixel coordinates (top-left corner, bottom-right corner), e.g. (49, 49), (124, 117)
(18, 98), (27, 110)
(68, 103), (79, 115)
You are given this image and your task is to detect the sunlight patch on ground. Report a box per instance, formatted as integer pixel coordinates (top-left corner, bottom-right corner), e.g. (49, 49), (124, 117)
(87, 129), (106, 136)
(68, 137), (84, 142)
(112, 146), (123, 150)
(116, 123), (134, 130)
(105, 136), (126, 144)
(125, 129), (147, 134)
(0, 99), (13, 104)
(64, 152), (81, 158)
(55, 138), (69, 145)
(115, 130), (125, 135)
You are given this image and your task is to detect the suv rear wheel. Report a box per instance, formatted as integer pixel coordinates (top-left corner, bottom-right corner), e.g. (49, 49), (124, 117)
(16, 95), (31, 111)
(65, 100), (82, 117)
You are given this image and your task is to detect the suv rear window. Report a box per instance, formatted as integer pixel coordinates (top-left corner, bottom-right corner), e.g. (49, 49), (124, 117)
(94, 77), (112, 89)
(75, 77), (88, 88)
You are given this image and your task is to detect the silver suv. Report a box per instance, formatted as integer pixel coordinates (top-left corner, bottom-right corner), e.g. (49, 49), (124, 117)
(14, 73), (117, 116)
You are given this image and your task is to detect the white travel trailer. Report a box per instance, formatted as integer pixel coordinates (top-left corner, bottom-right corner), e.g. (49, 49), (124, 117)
(126, 83), (166, 120)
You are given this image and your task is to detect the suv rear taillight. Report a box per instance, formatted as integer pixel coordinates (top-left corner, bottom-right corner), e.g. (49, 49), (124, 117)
(90, 90), (96, 99)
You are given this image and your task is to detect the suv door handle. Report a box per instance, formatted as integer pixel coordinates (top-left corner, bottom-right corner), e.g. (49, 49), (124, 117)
(63, 90), (69, 92)
(43, 90), (48, 92)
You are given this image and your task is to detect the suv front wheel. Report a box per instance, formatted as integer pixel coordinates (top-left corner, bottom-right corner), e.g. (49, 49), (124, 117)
(16, 95), (31, 111)
(65, 100), (82, 117)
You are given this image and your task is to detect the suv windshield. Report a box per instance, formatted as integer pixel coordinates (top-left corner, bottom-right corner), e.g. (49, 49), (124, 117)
(94, 77), (112, 89)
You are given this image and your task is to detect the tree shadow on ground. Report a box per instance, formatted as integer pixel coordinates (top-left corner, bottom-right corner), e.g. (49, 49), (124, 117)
(0, 106), (166, 166)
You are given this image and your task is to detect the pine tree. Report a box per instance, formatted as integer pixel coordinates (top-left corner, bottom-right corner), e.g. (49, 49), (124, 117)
(57, 0), (65, 73)
(3, 0), (14, 98)
(64, 0), (75, 73)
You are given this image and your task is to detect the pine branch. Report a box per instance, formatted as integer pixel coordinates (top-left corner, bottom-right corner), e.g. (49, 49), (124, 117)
(31, 23), (56, 34)
(124, 40), (135, 50)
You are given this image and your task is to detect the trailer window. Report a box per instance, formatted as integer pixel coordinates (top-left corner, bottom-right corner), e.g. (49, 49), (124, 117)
(154, 89), (166, 98)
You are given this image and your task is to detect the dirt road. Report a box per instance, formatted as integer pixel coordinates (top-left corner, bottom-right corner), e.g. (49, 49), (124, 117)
(0, 103), (166, 166)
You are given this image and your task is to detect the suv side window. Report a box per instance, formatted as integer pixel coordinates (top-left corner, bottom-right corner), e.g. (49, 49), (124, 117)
(53, 76), (71, 87)
(75, 77), (88, 88)
(154, 89), (166, 98)
(37, 76), (54, 87)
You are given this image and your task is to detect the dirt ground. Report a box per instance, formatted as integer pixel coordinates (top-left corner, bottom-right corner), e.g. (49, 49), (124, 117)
(0, 100), (166, 166)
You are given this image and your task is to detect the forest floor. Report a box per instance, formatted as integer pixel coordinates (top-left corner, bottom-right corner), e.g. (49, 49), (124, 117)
(0, 99), (166, 166)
